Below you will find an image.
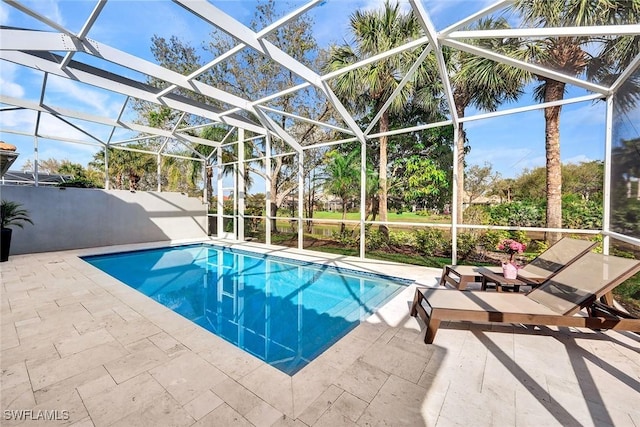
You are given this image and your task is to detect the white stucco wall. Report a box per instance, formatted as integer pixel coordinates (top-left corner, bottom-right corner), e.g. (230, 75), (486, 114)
(1, 186), (207, 254)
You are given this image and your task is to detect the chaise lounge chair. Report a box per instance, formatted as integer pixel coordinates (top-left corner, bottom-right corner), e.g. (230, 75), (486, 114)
(411, 252), (640, 343)
(439, 237), (597, 290)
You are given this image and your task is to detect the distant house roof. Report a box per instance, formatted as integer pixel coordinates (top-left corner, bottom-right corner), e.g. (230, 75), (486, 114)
(1, 170), (73, 186)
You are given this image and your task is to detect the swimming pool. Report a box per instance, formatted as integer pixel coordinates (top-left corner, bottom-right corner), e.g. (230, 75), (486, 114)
(83, 244), (410, 375)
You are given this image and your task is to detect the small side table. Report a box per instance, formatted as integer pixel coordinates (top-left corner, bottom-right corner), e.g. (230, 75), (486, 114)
(478, 267), (527, 292)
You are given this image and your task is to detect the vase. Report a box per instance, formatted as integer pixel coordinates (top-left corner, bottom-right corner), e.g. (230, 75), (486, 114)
(502, 262), (518, 279)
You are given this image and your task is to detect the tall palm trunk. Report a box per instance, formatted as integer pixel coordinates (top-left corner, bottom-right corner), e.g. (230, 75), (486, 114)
(543, 79), (565, 245)
(454, 94), (468, 225)
(378, 108), (389, 237)
(341, 199), (347, 234)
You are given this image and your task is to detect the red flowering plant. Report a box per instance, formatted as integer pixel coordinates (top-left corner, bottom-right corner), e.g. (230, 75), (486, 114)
(497, 238), (526, 264)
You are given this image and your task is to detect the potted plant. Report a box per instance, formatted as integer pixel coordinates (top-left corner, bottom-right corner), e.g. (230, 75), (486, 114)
(1, 200), (33, 262)
(497, 238), (526, 279)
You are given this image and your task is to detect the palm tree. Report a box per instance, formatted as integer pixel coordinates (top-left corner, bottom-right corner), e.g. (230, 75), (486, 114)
(448, 17), (527, 224)
(324, 150), (360, 234)
(324, 1), (429, 237)
(513, 0), (639, 243)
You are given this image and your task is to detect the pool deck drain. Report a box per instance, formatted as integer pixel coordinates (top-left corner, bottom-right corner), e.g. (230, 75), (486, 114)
(1, 238), (639, 426)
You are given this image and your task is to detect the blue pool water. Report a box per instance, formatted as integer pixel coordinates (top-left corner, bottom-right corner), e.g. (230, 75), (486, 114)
(82, 244), (409, 375)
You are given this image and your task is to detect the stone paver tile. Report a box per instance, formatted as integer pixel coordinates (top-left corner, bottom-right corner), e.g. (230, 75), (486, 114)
(330, 391), (367, 423)
(106, 317), (162, 346)
(349, 321), (389, 343)
(313, 408), (358, 427)
(546, 380), (634, 427)
(1, 361), (30, 390)
(16, 316), (77, 343)
(1, 381), (36, 411)
(439, 381), (515, 427)
(172, 324), (223, 353)
(36, 302), (93, 325)
(244, 401), (283, 427)
(3, 390), (88, 427)
(192, 403), (252, 427)
(238, 364), (294, 417)
(358, 340), (428, 383)
(69, 417), (95, 427)
(82, 372), (166, 427)
(27, 341), (127, 391)
(112, 304), (143, 321)
(333, 360), (389, 403)
(386, 335), (437, 360)
(34, 366), (109, 405)
(149, 351), (228, 405)
(148, 331), (188, 357)
(211, 376), (262, 416)
(514, 380), (588, 427)
(183, 390), (224, 421)
(296, 384), (343, 426)
(316, 335), (372, 371)
(76, 371), (117, 400)
(72, 311), (126, 335)
(104, 338), (170, 383)
(0, 324), (19, 350)
(356, 375), (427, 427)
(36, 390), (89, 425)
(270, 416), (308, 427)
(292, 358), (342, 418)
(54, 328), (115, 357)
(198, 341), (263, 380)
(109, 392), (195, 427)
(145, 310), (195, 334)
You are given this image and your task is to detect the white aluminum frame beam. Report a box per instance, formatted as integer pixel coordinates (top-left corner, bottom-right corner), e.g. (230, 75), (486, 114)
(59, 0), (107, 68)
(257, 105), (354, 135)
(448, 25), (640, 39)
(0, 50), (266, 134)
(440, 0), (513, 35)
(173, 0), (366, 144)
(0, 95), (218, 147)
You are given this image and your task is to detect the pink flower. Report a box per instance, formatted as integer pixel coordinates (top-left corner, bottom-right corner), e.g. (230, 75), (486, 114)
(497, 239), (526, 255)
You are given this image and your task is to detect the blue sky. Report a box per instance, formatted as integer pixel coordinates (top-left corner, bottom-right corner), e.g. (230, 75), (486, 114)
(0, 0), (625, 180)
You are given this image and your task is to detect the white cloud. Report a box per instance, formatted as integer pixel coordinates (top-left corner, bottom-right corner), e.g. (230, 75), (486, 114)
(565, 154), (594, 165)
(0, 109), (36, 129)
(46, 75), (122, 119)
(359, 0), (412, 13)
(0, 62), (25, 98)
(29, 0), (65, 28)
(0, 2), (9, 25)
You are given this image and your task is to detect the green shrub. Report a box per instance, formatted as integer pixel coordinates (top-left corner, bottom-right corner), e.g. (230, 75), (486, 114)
(389, 231), (417, 247)
(527, 239), (549, 255)
(456, 232), (478, 258)
(462, 205), (490, 224)
(415, 228), (446, 256)
(331, 230), (358, 247)
(366, 229), (387, 251)
(562, 199), (602, 229)
(488, 202), (543, 227)
(479, 230), (510, 250)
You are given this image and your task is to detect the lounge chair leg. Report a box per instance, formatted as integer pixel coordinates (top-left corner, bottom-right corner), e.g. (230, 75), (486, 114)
(425, 319), (440, 344)
(410, 289), (422, 317)
(438, 267), (448, 287)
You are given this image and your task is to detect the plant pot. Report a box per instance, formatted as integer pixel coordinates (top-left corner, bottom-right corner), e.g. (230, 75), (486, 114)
(1, 228), (12, 262)
(502, 262), (518, 279)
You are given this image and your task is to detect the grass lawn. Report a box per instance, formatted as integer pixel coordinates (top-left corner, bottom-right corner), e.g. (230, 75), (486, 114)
(285, 210), (451, 224)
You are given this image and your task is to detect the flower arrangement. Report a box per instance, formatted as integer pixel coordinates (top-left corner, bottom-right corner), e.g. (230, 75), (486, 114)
(497, 238), (526, 264)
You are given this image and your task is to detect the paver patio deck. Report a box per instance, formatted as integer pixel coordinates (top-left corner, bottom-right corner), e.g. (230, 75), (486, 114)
(1, 239), (639, 426)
